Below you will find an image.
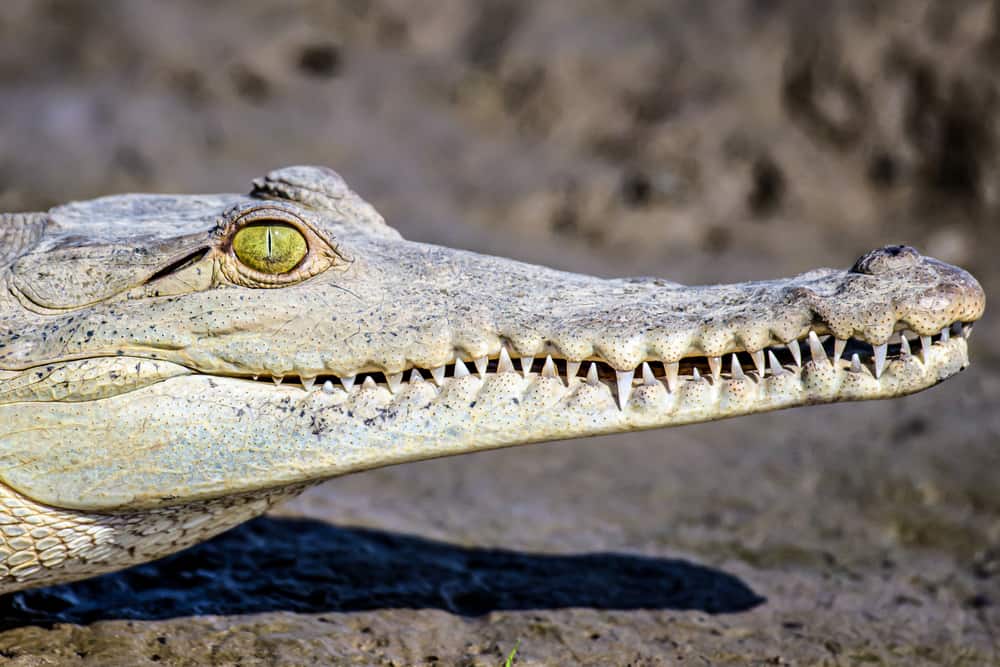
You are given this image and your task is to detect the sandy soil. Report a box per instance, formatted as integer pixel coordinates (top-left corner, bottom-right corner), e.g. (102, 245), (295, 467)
(0, 1), (997, 664)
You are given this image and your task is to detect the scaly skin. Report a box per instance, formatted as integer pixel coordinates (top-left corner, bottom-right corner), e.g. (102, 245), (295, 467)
(0, 166), (985, 593)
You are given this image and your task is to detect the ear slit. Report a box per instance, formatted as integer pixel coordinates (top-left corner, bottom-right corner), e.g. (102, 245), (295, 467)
(143, 248), (210, 285)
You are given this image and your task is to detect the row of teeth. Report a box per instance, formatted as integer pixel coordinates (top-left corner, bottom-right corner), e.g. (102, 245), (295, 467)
(255, 323), (971, 408)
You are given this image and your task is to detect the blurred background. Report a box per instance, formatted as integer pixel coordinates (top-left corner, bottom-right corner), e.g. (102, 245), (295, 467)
(1, 1), (998, 665)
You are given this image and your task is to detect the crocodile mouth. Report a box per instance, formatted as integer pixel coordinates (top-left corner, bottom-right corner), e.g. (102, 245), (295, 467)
(238, 320), (974, 409)
(0, 320), (974, 412)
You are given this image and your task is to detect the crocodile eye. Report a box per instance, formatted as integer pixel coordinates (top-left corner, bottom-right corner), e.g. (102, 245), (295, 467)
(218, 205), (347, 287)
(232, 223), (308, 274)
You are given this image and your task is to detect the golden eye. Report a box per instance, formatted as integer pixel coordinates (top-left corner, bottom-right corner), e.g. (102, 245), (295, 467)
(232, 223), (308, 274)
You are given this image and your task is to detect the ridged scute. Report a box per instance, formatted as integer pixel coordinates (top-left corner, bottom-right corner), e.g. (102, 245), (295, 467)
(0, 213), (47, 270)
(251, 165), (396, 237)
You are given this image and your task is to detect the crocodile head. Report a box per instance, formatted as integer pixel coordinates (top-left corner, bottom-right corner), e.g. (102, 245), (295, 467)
(0, 166), (985, 511)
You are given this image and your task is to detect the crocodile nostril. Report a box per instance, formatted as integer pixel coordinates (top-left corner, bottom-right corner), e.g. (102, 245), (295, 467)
(850, 245), (921, 275)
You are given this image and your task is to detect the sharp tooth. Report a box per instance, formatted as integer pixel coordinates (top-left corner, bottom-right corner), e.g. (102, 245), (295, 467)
(272, 375), (284, 386)
(850, 353), (863, 373)
(541, 355), (557, 378)
(900, 335), (911, 356)
(833, 339), (846, 365)
(409, 369), (424, 384)
(787, 339), (802, 367)
(252, 375), (259, 381)
(708, 356), (722, 381)
(920, 335), (933, 364)
(767, 350), (784, 376)
(751, 350), (766, 377)
(498, 347), (515, 373)
(641, 362), (657, 385)
(474, 356), (488, 378)
(387, 372), (403, 393)
(664, 361), (679, 392)
(520, 356), (534, 378)
(692, 367), (702, 382)
(430, 366), (446, 385)
(807, 331), (828, 364)
(363, 376), (377, 389)
(616, 369), (634, 409)
(322, 380), (335, 394)
(586, 362), (599, 385)
(301, 376), (316, 392)
(940, 326), (950, 342)
(566, 361), (581, 384)
(340, 375), (356, 392)
(731, 354), (745, 380)
(873, 343), (887, 378)
(454, 359), (470, 378)
(962, 323), (973, 339)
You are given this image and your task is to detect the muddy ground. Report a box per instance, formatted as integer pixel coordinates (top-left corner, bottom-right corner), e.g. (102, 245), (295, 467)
(0, 1), (998, 664)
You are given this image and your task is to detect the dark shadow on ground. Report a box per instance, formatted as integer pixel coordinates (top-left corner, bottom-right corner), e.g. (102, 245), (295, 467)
(0, 517), (763, 628)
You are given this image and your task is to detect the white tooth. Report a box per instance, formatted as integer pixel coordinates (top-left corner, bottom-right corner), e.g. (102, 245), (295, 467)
(787, 339), (802, 367)
(341, 375), (356, 392)
(521, 356), (534, 378)
(692, 367), (702, 382)
(900, 335), (911, 356)
(252, 375), (259, 381)
(807, 331), (828, 364)
(850, 353), (863, 373)
(272, 375), (284, 386)
(730, 354), (745, 380)
(664, 361), (679, 392)
(962, 323), (973, 339)
(475, 356), (488, 378)
(541, 355), (557, 378)
(322, 380), (335, 394)
(586, 362), (599, 385)
(751, 350), (765, 377)
(708, 356), (722, 381)
(616, 369), (634, 409)
(301, 376), (316, 392)
(498, 347), (515, 373)
(363, 376), (377, 389)
(642, 362), (657, 385)
(565, 361), (581, 384)
(767, 350), (784, 376)
(409, 369), (424, 384)
(454, 359), (470, 378)
(387, 372), (403, 393)
(430, 366), (446, 385)
(873, 343), (887, 378)
(920, 336), (933, 364)
(940, 326), (950, 342)
(833, 339), (846, 365)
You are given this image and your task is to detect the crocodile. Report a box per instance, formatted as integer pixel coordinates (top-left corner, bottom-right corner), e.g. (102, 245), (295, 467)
(0, 166), (984, 594)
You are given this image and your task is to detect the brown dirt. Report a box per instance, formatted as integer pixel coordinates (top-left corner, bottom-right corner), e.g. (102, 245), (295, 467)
(0, 1), (998, 664)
